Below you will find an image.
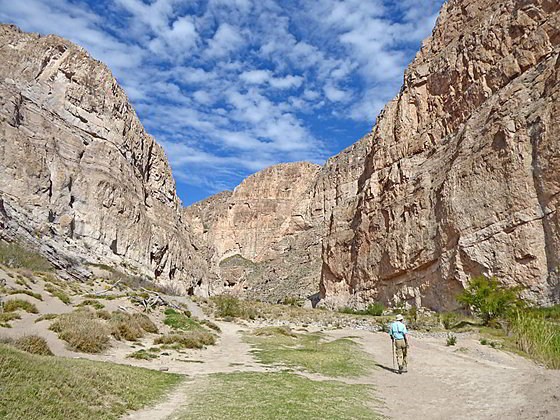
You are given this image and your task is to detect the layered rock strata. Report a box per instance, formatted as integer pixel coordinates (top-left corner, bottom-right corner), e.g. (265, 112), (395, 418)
(320, 0), (560, 310)
(184, 162), (324, 302)
(0, 24), (209, 293)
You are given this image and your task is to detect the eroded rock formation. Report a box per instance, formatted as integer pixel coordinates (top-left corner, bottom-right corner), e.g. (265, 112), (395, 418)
(0, 24), (209, 293)
(320, 0), (560, 310)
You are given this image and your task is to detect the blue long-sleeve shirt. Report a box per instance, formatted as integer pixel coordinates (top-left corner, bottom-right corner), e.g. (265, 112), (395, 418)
(389, 321), (408, 340)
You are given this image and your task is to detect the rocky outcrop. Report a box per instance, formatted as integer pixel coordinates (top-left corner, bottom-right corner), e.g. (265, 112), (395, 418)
(320, 0), (560, 310)
(184, 162), (324, 302)
(0, 24), (209, 293)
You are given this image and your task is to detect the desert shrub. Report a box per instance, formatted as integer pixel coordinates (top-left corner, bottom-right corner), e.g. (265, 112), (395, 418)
(109, 311), (158, 341)
(7, 289), (42, 300)
(213, 296), (257, 320)
(154, 331), (216, 349)
(128, 349), (159, 360)
(339, 303), (384, 316)
(132, 313), (158, 334)
(0, 312), (21, 328)
(49, 310), (110, 353)
(446, 333), (457, 346)
(457, 276), (524, 325)
(408, 306), (418, 322)
(110, 312), (144, 341)
(440, 312), (459, 329)
(509, 310), (560, 369)
(3, 299), (39, 314)
(0, 241), (53, 272)
(13, 335), (53, 356)
(34, 314), (58, 323)
(77, 299), (105, 310)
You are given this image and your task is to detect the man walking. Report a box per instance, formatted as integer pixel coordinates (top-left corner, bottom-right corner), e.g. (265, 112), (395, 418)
(389, 314), (408, 373)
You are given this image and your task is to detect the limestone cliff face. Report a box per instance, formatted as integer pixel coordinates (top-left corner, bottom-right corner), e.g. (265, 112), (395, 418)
(184, 162), (323, 302)
(0, 24), (208, 293)
(320, 0), (560, 310)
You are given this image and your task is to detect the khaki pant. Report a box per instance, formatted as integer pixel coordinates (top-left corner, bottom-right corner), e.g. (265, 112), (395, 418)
(394, 339), (408, 371)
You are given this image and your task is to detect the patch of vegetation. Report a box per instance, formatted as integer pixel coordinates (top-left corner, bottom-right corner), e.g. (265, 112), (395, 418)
(34, 313), (58, 323)
(3, 299), (39, 314)
(109, 312), (158, 341)
(253, 326), (297, 337)
(0, 312), (21, 328)
(154, 331), (216, 349)
(127, 349), (159, 361)
(456, 276), (524, 325)
(172, 372), (380, 420)
(163, 308), (204, 331)
(246, 332), (373, 378)
(212, 296), (257, 320)
(0, 241), (53, 272)
(77, 299), (104, 310)
(446, 333), (457, 346)
(0, 344), (183, 420)
(83, 293), (127, 300)
(44, 284), (71, 305)
(6, 289), (42, 300)
(218, 254), (256, 268)
(509, 310), (560, 369)
(49, 309), (110, 353)
(96, 310), (111, 320)
(11, 335), (53, 356)
(281, 297), (303, 307)
(339, 303), (385, 316)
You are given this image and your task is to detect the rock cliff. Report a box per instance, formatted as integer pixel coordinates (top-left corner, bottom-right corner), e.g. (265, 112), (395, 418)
(0, 24), (209, 293)
(184, 162), (323, 302)
(320, 0), (560, 310)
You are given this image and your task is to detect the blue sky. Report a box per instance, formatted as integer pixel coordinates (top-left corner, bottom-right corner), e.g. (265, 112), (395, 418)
(0, 0), (445, 206)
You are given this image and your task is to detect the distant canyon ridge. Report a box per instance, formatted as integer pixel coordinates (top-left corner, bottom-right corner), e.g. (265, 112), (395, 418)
(1, 0), (559, 310)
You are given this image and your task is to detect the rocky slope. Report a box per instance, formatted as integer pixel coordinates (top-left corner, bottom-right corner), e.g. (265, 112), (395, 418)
(184, 162), (323, 302)
(320, 0), (560, 310)
(0, 24), (209, 294)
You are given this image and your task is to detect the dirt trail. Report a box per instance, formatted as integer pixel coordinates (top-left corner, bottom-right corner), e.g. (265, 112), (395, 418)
(326, 329), (560, 420)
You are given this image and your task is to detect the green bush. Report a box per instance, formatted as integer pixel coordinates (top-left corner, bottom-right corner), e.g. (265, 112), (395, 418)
(338, 303), (384, 316)
(154, 331), (216, 349)
(456, 276), (524, 325)
(441, 312), (459, 329)
(446, 333), (457, 346)
(213, 296), (257, 320)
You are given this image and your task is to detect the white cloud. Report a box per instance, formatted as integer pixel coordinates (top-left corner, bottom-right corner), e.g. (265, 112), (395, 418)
(239, 69), (271, 84)
(205, 23), (244, 58)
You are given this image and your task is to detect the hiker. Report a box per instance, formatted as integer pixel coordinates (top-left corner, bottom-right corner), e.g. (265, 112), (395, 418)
(389, 314), (408, 373)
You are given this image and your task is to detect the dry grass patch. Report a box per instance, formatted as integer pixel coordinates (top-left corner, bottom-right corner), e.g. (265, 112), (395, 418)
(110, 312), (158, 341)
(3, 299), (39, 314)
(49, 310), (110, 353)
(154, 331), (216, 349)
(6, 289), (42, 300)
(77, 299), (104, 310)
(0, 312), (21, 328)
(0, 241), (53, 272)
(44, 284), (71, 305)
(13, 335), (53, 356)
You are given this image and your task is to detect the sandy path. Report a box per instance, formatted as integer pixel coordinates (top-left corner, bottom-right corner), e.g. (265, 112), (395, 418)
(326, 329), (560, 420)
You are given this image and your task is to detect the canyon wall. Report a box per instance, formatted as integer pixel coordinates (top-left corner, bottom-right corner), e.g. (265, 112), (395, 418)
(320, 0), (560, 310)
(0, 24), (209, 293)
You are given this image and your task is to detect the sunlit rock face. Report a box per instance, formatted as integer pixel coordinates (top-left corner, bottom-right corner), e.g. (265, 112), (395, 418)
(0, 24), (209, 293)
(319, 0), (560, 310)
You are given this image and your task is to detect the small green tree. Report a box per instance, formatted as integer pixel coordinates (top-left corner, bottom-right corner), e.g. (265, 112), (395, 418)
(456, 276), (524, 325)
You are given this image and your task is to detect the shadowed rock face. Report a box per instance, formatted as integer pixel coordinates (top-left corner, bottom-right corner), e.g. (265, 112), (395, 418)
(0, 24), (209, 293)
(320, 0), (560, 310)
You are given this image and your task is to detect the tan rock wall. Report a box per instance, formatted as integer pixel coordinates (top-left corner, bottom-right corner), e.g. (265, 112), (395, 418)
(0, 24), (208, 293)
(320, 0), (560, 310)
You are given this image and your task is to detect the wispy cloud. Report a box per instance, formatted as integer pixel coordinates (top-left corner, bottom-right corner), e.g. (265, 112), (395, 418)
(0, 0), (445, 204)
